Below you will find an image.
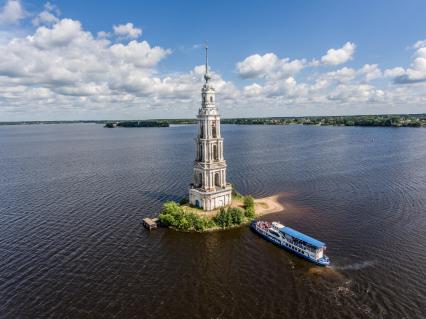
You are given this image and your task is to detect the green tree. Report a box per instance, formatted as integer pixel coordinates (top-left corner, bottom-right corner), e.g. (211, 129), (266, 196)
(215, 208), (231, 228)
(162, 201), (184, 217)
(177, 217), (190, 230)
(229, 207), (244, 225)
(187, 213), (205, 231)
(244, 206), (255, 218)
(159, 213), (176, 226)
(244, 195), (254, 209)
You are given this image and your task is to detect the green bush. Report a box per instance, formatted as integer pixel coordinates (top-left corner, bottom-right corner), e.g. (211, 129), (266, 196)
(244, 206), (255, 218)
(177, 217), (191, 230)
(159, 201), (215, 231)
(214, 207), (245, 228)
(229, 207), (244, 224)
(158, 212), (176, 226)
(203, 218), (216, 229)
(214, 208), (229, 228)
(187, 213), (205, 231)
(243, 195), (254, 209)
(161, 201), (184, 216)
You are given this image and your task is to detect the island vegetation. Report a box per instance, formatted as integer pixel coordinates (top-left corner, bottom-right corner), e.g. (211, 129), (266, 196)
(158, 192), (257, 232)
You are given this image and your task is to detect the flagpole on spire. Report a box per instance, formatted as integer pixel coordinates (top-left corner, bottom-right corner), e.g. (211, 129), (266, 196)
(204, 43), (211, 83)
(205, 43), (208, 75)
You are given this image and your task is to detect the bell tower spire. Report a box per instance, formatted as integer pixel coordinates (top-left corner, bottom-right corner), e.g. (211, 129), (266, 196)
(204, 43), (211, 83)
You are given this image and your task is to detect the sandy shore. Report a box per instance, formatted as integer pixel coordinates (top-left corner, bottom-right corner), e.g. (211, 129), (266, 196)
(229, 194), (284, 216)
(253, 195), (285, 216)
(186, 194), (284, 218)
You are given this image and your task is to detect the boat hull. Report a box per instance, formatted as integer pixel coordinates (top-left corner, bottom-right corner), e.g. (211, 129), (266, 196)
(250, 221), (330, 266)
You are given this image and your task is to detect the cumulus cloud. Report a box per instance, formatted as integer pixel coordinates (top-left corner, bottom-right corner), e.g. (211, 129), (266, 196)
(236, 53), (305, 79)
(384, 67), (405, 78)
(359, 64), (382, 82)
(392, 40), (426, 84)
(319, 42), (356, 66)
(413, 40), (426, 49)
(0, 0), (25, 25)
(243, 83), (263, 97)
(237, 42), (357, 81)
(324, 67), (356, 83)
(32, 2), (60, 26)
(328, 84), (384, 103)
(113, 22), (142, 39)
(0, 18), (177, 104)
(0, 4), (425, 120)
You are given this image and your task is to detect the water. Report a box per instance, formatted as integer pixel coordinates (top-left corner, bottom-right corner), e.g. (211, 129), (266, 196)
(1, 124), (425, 318)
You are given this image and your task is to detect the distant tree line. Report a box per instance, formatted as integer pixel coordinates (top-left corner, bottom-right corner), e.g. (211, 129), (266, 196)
(3, 114), (425, 128)
(220, 114), (426, 127)
(104, 121), (169, 128)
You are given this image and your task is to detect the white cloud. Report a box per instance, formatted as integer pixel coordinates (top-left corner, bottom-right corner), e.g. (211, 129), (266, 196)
(413, 40), (426, 49)
(32, 10), (59, 25)
(359, 64), (382, 81)
(113, 22), (142, 39)
(244, 83), (263, 97)
(110, 40), (170, 69)
(32, 2), (60, 26)
(320, 42), (356, 66)
(30, 18), (87, 49)
(391, 41), (426, 83)
(324, 67), (356, 83)
(236, 42), (357, 80)
(0, 4), (425, 120)
(236, 53), (305, 79)
(328, 84), (385, 103)
(97, 31), (110, 39)
(0, 0), (25, 25)
(384, 67), (405, 78)
(0, 18), (175, 104)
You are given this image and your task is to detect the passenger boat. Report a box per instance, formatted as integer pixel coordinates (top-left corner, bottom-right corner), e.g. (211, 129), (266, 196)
(250, 220), (330, 266)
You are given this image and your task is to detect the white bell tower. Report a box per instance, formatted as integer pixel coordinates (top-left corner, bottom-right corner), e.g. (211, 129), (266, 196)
(188, 45), (232, 211)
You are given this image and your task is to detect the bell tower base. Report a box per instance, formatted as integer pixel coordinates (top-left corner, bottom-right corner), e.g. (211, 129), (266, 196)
(189, 184), (232, 211)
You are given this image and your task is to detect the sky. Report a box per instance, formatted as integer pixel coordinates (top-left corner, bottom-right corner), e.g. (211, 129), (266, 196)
(1, 0), (426, 120)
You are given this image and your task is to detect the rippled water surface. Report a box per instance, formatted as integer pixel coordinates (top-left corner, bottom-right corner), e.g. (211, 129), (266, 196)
(1, 124), (426, 318)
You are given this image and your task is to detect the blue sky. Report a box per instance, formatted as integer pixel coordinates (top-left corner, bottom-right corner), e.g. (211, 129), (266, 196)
(1, 0), (426, 120)
(32, 0), (426, 78)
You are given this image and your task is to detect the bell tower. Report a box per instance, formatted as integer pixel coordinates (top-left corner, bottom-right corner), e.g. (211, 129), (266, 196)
(188, 45), (232, 211)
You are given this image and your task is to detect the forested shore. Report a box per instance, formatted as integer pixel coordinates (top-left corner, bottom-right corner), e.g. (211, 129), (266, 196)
(2, 114), (425, 128)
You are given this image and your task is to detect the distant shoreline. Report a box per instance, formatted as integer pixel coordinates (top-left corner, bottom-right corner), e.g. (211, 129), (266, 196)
(1, 113), (425, 128)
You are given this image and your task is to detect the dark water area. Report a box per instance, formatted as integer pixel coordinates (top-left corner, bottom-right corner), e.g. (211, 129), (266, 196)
(1, 124), (425, 318)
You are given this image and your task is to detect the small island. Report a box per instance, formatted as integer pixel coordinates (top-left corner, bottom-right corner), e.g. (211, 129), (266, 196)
(157, 190), (283, 232)
(104, 120), (169, 128)
(155, 48), (285, 233)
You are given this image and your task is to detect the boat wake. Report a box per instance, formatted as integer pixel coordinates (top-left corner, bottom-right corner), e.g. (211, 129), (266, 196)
(333, 260), (376, 271)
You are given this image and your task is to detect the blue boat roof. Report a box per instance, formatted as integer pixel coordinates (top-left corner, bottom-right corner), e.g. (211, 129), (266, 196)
(279, 227), (326, 248)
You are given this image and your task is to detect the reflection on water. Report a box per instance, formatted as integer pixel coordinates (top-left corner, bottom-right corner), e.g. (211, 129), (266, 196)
(0, 124), (425, 318)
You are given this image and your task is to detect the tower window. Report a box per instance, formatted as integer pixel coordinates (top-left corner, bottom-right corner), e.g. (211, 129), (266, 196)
(210, 96), (213, 102)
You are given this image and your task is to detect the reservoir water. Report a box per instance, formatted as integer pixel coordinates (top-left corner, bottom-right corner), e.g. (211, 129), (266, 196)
(0, 124), (425, 318)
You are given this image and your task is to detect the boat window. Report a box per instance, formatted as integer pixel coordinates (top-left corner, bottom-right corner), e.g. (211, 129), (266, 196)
(269, 229), (280, 237)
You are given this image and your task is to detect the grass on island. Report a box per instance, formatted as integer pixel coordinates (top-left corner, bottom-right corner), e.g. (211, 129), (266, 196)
(158, 193), (256, 232)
